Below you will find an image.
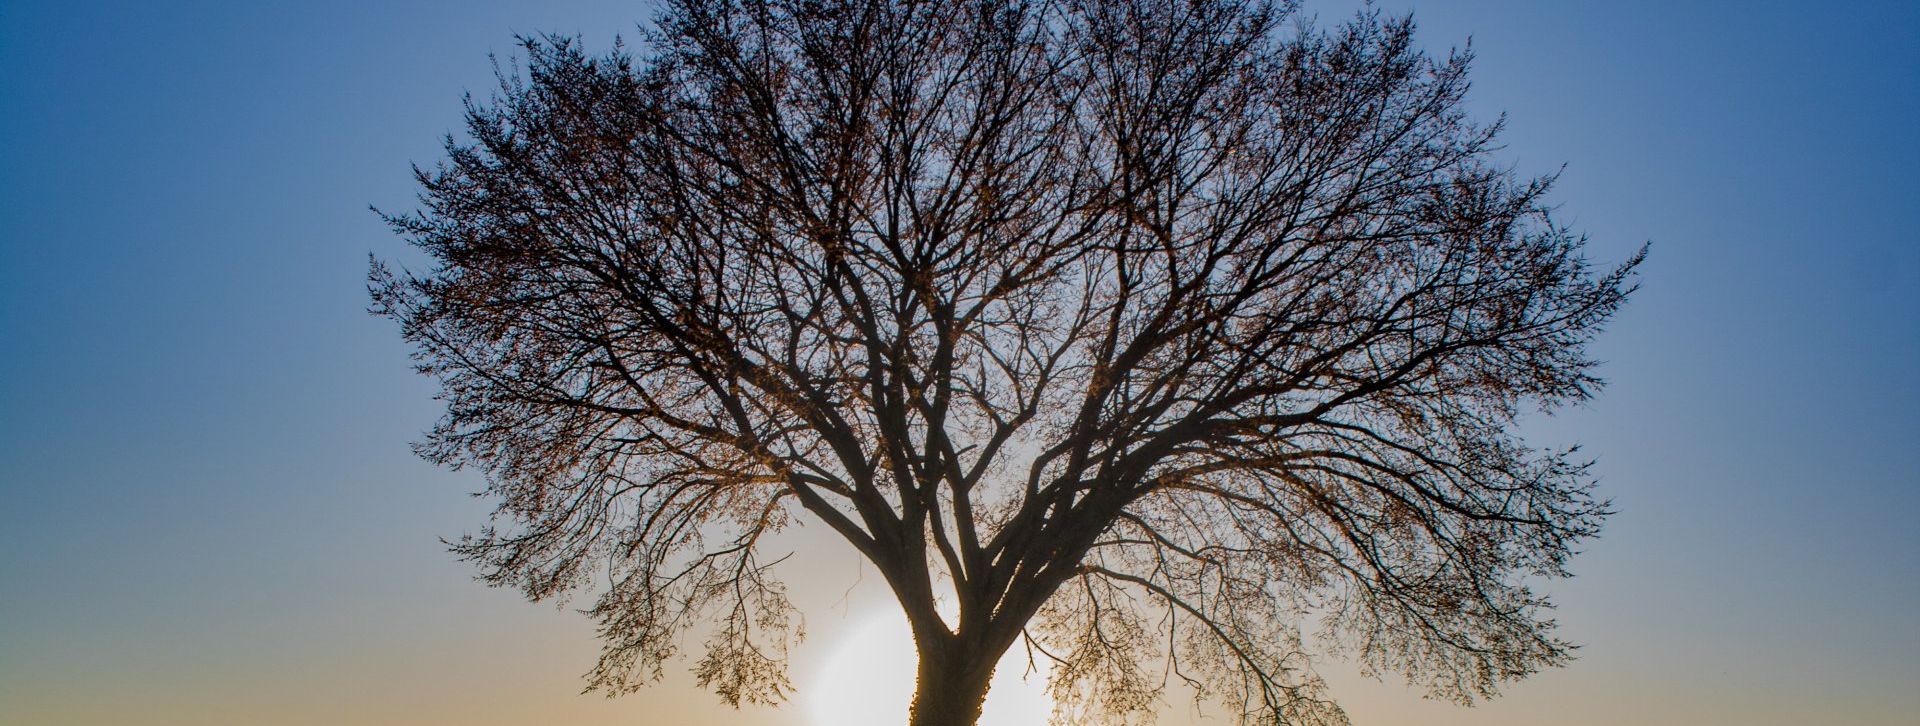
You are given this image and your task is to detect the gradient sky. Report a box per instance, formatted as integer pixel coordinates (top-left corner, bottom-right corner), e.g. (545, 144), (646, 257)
(2, 1), (1915, 724)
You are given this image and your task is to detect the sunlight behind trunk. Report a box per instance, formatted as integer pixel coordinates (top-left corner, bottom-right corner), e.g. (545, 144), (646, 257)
(807, 607), (1052, 726)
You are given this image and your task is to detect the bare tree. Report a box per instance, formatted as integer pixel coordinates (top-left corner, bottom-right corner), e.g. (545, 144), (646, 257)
(372, 1), (1639, 724)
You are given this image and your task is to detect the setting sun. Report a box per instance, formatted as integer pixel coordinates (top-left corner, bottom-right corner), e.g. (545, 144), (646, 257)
(807, 608), (1053, 726)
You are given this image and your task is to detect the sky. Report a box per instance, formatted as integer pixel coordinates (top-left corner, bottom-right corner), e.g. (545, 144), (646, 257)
(1, 1), (1915, 725)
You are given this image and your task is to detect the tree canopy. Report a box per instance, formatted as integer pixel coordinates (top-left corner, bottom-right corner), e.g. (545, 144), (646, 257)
(372, 1), (1640, 723)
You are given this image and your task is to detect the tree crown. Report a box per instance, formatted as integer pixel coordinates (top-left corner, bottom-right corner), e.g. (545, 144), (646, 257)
(373, 1), (1640, 722)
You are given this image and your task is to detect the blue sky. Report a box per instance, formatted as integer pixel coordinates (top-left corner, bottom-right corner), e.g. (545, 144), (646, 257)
(3, 1), (1915, 724)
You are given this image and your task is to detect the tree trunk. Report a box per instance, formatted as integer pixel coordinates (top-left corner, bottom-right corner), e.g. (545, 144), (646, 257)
(906, 645), (996, 726)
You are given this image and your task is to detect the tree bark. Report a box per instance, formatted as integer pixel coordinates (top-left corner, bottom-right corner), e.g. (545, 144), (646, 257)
(907, 643), (997, 726)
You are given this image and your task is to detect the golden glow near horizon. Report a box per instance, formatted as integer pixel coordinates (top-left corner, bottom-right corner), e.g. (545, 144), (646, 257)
(806, 606), (1052, 726)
